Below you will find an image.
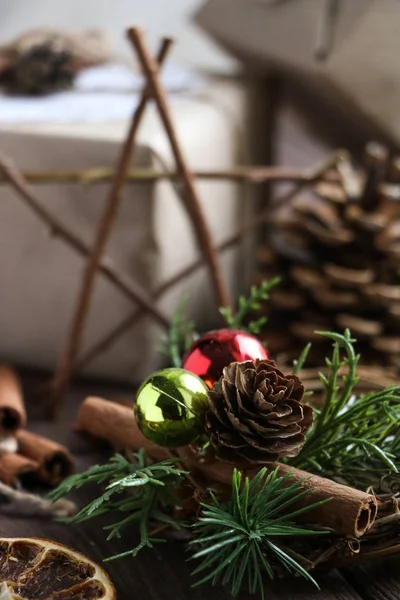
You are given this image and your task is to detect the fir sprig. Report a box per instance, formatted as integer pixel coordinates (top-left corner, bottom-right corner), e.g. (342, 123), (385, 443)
(190, 467), (328, 598)
(158, 298), (198, 367)
(48, 450), (187, 559)
(291, 330), (400, 489)
(220, 278), (280, 334)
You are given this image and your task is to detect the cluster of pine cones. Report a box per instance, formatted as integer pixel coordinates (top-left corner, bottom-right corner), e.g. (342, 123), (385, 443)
(256, 142), (400, 372)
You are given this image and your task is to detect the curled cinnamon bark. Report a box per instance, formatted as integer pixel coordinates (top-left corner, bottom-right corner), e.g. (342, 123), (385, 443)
(76, 396), (377, 537)
(0, 366), (27, 434)
(177, 448), (377, 538)
(77, 397), (169, 461)
(16, 430), (74, 486)
(0, 453), (38, 486)
(277, 463), (377, 537)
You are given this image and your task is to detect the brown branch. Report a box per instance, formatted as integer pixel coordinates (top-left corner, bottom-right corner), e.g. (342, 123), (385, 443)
(76, 150), (343, 370)
(0, 153), (170, 342)
(127, 27), (231, 311)
(0, 166), (340, 186)
(48, 37), (174, 408)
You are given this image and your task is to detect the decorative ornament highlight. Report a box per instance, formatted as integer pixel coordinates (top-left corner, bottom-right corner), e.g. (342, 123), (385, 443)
(206, 359), (313, 464)
(182, 328), (269, 388)
(134, 368), (209, 447)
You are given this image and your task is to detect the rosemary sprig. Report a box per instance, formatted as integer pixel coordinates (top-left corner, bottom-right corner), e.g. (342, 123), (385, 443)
(291, 330), (400, 489)
(220, 278), (280, 334)
(158, 298), (198, 367)
(49, 450), (187, 559)
(190, 467), (328, 598)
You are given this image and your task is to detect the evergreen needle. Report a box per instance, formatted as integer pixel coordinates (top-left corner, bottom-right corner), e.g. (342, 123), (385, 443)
(48, 450), (187, 559)
(220, 278), (280, 333)
(158, 297), (198, 367)
(190, 467), (327, 598)
(291, 330), (400, 489)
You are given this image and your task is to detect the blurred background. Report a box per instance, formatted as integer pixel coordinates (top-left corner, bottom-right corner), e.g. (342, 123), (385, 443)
(0, 0), (238, 72)
(0, 0), (399, 386)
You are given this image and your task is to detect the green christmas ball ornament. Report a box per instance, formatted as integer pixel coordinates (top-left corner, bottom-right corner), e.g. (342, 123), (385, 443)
(134, 368), (210, 448)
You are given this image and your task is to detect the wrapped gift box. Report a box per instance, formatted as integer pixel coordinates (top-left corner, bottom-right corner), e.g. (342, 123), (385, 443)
(0, 66), (252, 382)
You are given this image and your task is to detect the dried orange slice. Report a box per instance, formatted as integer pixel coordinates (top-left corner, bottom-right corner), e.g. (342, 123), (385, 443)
(0, 537), (116, 599)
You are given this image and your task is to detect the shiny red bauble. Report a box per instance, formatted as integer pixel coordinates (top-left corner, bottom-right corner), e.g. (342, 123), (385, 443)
(182, 328), (269, 389)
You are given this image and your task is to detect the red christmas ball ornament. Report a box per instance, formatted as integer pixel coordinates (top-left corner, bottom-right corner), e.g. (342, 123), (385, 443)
(182, 329), (269, 389)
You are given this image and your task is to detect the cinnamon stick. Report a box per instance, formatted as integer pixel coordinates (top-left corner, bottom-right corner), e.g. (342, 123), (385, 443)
(16, 430), (74, 486)
(76, 396), (169, 462)
(0, 365), (27, 434)
(276, 463), (377, 537)
(177, 451), (377, 538)
(0, 453), (39, 486)
(76, 396), (377, 537)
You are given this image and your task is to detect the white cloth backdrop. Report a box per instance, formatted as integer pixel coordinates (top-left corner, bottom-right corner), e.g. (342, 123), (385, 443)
(0, 0), (238, 72)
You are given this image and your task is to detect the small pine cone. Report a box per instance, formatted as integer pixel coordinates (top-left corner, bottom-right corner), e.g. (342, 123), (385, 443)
(206, 359), (313, 464)
(2, 43), (75, 95)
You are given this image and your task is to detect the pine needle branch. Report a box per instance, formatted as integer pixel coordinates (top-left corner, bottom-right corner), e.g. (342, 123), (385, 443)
(291, 330), (400, 489)
(190, 467), (328, 598)
(48, 450), (187, 559)
(220, 278), (280, 334)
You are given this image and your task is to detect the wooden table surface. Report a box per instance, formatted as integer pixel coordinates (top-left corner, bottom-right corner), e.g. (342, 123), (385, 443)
(1, 373), (399, 600)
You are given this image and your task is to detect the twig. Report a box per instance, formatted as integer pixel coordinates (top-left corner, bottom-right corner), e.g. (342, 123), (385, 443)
(127, 27), (231, 311)
(165, 449), (207, 495)
(0, 154), (169, 328)
(0, 153), (170, 346)
(0, 166), (340, 186)
(0, 481), (76, 518)
(76, 151), (342, 369)
(48, 37), (173, 408)
(148, 523), (170, 537)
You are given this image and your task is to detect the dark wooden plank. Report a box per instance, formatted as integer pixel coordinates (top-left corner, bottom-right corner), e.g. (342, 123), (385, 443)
(264, 572), (363, 600)
(343, 559), (400, 600)
(0, 508), (360, 600)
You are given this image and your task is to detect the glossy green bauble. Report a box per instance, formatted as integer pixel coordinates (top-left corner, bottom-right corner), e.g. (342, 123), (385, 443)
(134, 368), (210, 447)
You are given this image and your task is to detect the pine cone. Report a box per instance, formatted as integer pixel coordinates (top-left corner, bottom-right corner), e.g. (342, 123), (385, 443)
(206, 359), (313, 464)
(256, 142), (400, 371)
(1, 42), (75, 95)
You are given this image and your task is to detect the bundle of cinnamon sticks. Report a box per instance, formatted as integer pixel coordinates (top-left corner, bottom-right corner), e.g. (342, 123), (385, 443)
(0, 366), (74, 487)
(77, 397), (399, 560)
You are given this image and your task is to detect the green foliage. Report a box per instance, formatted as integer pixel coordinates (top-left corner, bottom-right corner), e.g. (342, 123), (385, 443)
(190, 467), (328, 598)
(49, 321), (400, 596)
(293, 343), (312, 375)
(158, 298), (198, 367)
(48, 450), (187, 560)
(159, 280), (280, 367)
(291, 330), (400, 490)
(220, 278), (280, 335)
